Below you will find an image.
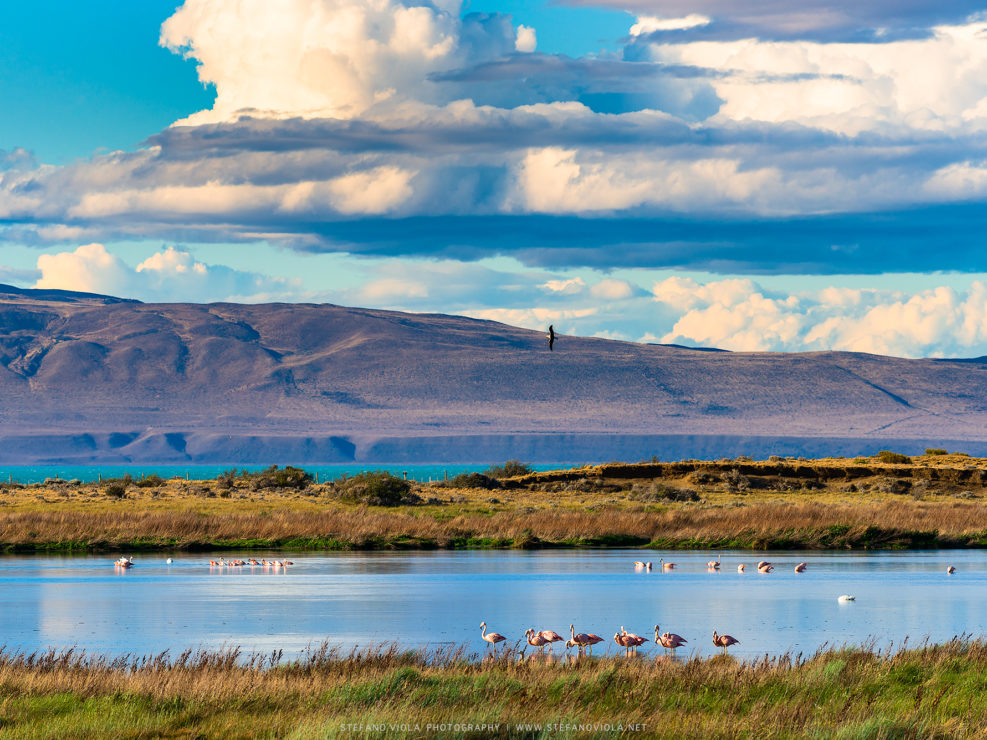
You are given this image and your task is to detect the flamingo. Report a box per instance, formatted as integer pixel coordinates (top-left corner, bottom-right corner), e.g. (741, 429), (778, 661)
(757, 563), (774, 574)
(166, 558), (173, 564)
(539, 630), (565, 654)
(645, 562), (652, 571)
(706, 559), (721, 569)
(712, 631), (740, 655)
(480, 622), (506, 654)
(619, 628), (649, 655)
(837, 594), (855, 603)
(569, 624), (604, 656)
(655, 625), (687, 656)
(737, 564), (746, 572)
(947, 565), (956, 574)
(794, 563), (807, 573)
(525, 629), (550, 654)
(614, 632), (635, 655)
(248, 559), (259, 566)
(757, 561), (771, 569)
(634, 561), (645, 568)
(283, 560), (294, 566)
(659, 558), (676, 570)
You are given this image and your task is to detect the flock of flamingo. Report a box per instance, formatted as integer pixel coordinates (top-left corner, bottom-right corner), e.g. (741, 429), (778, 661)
(481, 623), (738, 658)
(112, 557), (294, 568)
(633, 558), (807, 573)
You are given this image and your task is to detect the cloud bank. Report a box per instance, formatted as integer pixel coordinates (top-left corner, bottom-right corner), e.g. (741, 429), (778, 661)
(2, 0), (987, 276)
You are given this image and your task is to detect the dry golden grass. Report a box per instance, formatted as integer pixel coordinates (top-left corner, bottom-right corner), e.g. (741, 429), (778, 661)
(3, 453), (987, 550)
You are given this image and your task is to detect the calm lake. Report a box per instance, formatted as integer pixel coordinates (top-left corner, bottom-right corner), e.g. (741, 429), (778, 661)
(0, 549), (982, 660)
(0, 464), (562, 485)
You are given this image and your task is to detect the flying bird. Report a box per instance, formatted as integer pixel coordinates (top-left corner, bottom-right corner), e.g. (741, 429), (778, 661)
(547, 325), (556, 351)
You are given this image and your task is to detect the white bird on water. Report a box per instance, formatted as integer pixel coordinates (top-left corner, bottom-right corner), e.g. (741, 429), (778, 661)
(837, 594), (855, 603)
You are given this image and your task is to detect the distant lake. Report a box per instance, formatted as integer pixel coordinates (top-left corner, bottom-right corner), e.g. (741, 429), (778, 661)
(0, 550), (981, 660)
(0, 463), (563, 485)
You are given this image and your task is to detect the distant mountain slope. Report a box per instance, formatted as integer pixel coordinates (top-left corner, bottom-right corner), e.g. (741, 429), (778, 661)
(0, 288), (985, 463)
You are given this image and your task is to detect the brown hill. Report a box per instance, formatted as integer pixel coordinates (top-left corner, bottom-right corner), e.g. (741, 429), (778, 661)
(1, 284), (986, 463)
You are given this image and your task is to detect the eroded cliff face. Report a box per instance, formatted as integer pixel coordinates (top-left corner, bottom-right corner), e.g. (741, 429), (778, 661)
(1, 284), (985, 463)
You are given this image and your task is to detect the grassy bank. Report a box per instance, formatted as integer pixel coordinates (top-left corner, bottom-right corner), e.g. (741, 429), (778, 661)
(3, 452), (987, 551)
(0, 639), (984, 738)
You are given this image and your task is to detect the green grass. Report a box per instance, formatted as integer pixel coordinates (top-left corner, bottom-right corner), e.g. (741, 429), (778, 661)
(1, 640), (987, 737)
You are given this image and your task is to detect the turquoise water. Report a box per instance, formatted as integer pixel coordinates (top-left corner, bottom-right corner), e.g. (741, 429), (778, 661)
(0, 463), (563, 484)
(0, 549), (982, 660)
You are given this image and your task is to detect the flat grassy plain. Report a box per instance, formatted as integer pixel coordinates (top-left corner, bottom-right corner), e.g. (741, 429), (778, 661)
(2, 452), (987, 551)
(0, 639), (986, 738)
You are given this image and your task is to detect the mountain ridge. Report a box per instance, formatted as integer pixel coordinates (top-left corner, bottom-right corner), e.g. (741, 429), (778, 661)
(0, 286), (985, 463)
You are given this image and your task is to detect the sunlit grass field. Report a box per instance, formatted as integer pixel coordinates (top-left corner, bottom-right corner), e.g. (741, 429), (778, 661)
(1, 452), (986, 551)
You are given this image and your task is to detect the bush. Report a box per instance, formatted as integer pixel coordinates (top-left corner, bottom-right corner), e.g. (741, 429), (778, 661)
(876, 450), (912, 464)
(925, 448), (948, 456)
(333, 472), (422, 506)
(448, 473), (500, 490)
(484, 460), (533, 479)
(104, 483), (127, 498)
(216, 468), (239, 489)
(134, 474), (165, 488)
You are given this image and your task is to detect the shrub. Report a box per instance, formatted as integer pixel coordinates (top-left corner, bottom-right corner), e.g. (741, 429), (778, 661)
(484, 460), (533, 479)
(216, 468), (239, 489)
(104, 483), (127, 499)
(248, 466), (312, 490)
(925, 448), (948, 456)
(333, 472), (422, 506)
(134, 474), (165, 488)
(448, 473), (500, 490)
(876, 450), (912, 464)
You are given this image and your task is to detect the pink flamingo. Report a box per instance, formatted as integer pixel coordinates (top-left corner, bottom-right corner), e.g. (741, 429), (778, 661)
(706, 559), (720, 569)
(539, 630), (565, 654)
(645, 562), (652, 571)
(525, 629), (550, 654)
(737, 564), (746, 572)
(634, 561), (645, 568)
(618, 627), (649, 655)
(480, 622), (506, 654)
(758, 563), (774, 573)
(659, 558), (676, 570)
(794, 562), (807, 573)
(568, 624), (604, 656)
(655, 625), (687, 655)
(947, 565), (956, 574)
(713, 631), (740, 655)
(283, 560), (293, 566)
(614, 632), (636, 655)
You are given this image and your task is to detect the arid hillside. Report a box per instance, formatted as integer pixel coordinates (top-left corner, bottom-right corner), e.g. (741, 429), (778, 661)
(1, 284), (986, 463)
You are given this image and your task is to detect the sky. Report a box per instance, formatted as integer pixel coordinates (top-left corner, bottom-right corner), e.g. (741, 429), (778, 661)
(3, 0), (987, 358)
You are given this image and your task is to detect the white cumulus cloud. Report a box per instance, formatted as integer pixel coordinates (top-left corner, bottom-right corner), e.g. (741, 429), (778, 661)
(33, 244), (299, 303)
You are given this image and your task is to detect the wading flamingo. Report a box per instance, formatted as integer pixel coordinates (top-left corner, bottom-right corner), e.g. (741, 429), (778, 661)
(655, 625), (687, 656)
(757, 562), (774, 573)
(634, 561), (645, 568)
(737, 564), (746, 572)
(646, 562), (652, 571)
(539, 630), (565, 653)
(947, 565), (956, 574)
(525, 629), (550, 654)
(707, 559), (721, 569)
(794, 563), (807, 573)
(659, 558), (676, 570)
(713, 631), (740, 655)
(614, 632), (635, 655)
(569, 624), (604, 656)
(480, 622), (506, 654)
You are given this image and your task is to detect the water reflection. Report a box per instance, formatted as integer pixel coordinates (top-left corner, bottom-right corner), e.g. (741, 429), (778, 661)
(0, 550), (983, 660)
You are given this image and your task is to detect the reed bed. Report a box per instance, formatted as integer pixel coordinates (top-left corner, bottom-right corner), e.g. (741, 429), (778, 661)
(0, 499), (986, 551)
(0, 639), (984, 737)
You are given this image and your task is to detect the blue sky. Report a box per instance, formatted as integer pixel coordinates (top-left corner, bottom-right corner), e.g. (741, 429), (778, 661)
(3, 0), (987, 357)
